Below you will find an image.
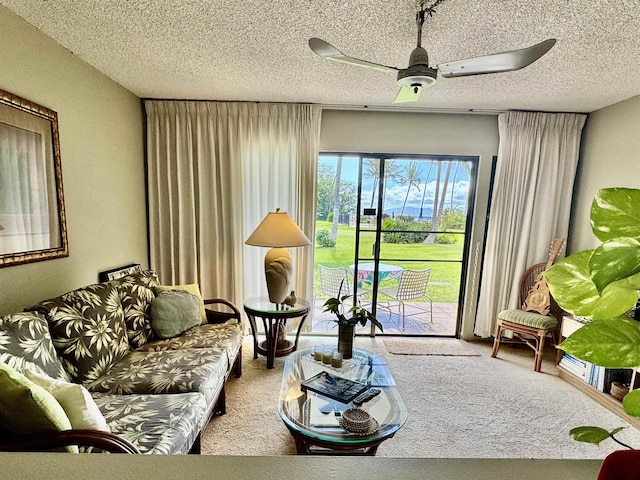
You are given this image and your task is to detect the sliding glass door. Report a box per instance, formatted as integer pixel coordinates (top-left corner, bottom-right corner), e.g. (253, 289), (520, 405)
(312, 153), (478, 338)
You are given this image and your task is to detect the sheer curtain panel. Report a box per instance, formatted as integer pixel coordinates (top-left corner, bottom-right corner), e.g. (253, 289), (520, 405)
(145, 101), (322, 308)
(0, 110), (56, 253)
(474, 111), (586, 338)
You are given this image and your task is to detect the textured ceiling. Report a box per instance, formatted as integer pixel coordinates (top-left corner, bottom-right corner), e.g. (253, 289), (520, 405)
(2, 0), (639, 113)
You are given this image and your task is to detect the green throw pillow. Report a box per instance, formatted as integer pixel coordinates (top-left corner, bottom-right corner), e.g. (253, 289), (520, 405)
(154, 284), (207, 324)
(150, 290), (202, 339)
(0, 362), (77, 452)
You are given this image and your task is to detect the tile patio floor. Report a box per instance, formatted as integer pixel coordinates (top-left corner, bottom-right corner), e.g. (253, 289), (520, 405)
(307, 298), (458, 336)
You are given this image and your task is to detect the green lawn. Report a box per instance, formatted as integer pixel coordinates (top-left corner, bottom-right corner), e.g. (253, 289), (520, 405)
(313, 221), (463, 303)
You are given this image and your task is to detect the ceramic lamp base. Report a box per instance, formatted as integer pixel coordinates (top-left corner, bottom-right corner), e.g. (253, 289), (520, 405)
(264, 247), (292, 304)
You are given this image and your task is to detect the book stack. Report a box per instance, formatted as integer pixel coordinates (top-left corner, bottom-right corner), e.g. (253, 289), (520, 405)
(558, 353), (588, 380)
(559, 353), (608, 392)
(586, 363), (607, 392)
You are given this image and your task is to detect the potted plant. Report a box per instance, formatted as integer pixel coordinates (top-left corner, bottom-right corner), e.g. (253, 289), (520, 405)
(543, 187), (640, 471)
(322, 280), (384, 359)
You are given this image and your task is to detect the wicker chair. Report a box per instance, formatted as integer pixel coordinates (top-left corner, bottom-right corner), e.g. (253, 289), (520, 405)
(490, 262), (562, 372)
(379, 268), (432, 329)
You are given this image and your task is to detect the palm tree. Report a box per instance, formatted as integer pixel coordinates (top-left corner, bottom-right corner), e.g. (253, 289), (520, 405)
(426, 160), (453, 244)
(400, 161), (422, 216)
(381, 161), (402, 214)
(330, 155), (342, 242)
(362, 158), (402, 211)
(448, 161), (459, 211)
(418, 160), (433, 220)
(431, 162), (442, 224)
(363, 159), (379, 208)
(449, 161), (472, 212)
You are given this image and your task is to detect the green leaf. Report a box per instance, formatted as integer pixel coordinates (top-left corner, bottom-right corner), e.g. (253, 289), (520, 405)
(590, 238), (640, 293)
(622, 389), (640, 418)
(559, 319), (640, 367)
(324, 289), (383, 333)
(544, 251), (639, 319)
(544, 251), (598, 316)
(590, 188), (640, 242)
(569, 426), (614, 445)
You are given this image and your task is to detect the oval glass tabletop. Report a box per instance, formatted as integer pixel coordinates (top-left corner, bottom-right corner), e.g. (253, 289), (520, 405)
(278, 346), (407, 446)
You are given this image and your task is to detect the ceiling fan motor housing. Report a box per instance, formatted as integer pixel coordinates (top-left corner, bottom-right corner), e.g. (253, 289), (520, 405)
(397, 47), (437, 90)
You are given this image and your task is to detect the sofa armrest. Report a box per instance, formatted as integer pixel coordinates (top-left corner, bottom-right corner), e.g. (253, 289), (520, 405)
(0, 429), (140, 454)
(204, 298), (241, 324)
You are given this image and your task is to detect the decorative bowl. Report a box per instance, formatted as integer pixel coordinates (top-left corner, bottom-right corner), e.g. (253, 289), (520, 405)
(610, 381), (629, 401)
(340, 408), (372, 433)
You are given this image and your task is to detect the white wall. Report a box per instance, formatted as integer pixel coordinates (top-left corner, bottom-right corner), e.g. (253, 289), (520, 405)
(320, 109), (500, 338)
(0, 6), (147, 315)
(569, 95), (640, 253)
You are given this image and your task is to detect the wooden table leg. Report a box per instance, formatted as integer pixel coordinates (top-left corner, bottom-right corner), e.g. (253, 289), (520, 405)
(265, 316), (277, 369)
(245, 312), (259, 360)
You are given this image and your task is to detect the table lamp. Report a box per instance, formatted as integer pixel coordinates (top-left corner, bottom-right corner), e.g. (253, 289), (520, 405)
(245, 209), (311, 306)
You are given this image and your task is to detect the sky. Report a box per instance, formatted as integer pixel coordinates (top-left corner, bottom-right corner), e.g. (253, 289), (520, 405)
(319, 155), (473, 216)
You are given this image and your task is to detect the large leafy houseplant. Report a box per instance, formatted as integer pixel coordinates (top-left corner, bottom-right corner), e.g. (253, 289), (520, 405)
(543, 187), (640, 446)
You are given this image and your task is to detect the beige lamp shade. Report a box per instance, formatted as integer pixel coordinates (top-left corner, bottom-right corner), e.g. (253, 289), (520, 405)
(245, 209), (310, 305)
(245, 209), (311, 248)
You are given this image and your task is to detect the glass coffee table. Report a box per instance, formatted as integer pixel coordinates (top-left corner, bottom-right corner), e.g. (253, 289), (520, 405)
(278, 346), (407, 455)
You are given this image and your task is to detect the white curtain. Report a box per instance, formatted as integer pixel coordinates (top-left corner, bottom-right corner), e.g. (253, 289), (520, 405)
(145, 101), (322, 308)
(474, 111), (587, 337)
(0, 109), (56, 254)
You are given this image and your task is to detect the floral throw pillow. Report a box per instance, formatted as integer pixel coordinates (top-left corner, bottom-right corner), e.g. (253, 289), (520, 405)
(0, 312), (69, 382)
(27, 282), (130, 385)
(110, 270), (160, 348)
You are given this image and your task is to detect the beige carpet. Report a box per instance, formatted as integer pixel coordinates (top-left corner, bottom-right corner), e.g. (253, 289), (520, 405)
(201, 335), (640, 458)
(383, 337), (481, 356)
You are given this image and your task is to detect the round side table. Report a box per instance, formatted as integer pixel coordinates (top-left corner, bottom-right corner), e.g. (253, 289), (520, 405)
(243, 296), (310, 369)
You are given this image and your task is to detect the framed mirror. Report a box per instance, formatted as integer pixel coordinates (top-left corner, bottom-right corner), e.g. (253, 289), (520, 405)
(0, 88), (68, 267)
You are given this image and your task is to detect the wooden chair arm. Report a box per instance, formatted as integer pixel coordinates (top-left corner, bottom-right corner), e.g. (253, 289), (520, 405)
(0, 429), (140, 454)
(204, 298), (241, 324)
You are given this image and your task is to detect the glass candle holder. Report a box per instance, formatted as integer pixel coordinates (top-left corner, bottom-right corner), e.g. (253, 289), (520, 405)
(322, 346), (333, 364)
(331, 350), (343, 369)
(312, 345), (323, 361)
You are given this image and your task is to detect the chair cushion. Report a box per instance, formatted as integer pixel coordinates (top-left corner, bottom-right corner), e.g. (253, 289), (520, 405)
(86, 348), (227, 405)
(136, 323), (243, 368)
(92, 392), (207, 454)
(498, 309), (558, 330)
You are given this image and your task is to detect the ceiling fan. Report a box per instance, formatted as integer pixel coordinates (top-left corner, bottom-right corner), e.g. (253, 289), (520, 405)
(308, 2), (556, 103)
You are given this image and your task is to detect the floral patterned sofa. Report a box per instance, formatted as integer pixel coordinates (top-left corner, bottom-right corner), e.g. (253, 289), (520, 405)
(0, 270), (243, 454)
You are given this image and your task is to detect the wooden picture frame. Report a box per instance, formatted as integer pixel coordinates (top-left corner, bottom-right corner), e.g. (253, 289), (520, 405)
(0, 88), (68, 267)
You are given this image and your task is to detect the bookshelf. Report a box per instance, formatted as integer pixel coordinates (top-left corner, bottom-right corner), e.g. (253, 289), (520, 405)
(557, 316), (640, 429)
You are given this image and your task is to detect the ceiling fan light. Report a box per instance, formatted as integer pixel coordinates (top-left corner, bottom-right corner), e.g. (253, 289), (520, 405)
(397, 69), (437, 89)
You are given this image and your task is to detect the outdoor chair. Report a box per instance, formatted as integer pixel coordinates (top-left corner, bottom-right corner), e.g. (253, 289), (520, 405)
(378, 268), (432, 330)
(490, 262), (562, 372)
(316, 264), (368, 301)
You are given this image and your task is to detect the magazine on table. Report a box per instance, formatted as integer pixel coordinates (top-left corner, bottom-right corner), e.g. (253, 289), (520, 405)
(301, 371), (368, 404)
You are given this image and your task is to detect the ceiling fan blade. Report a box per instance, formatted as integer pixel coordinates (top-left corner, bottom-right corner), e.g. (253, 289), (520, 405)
(393, 85), (423, 104)
(308, 38), (398, 74)
(437, 39), (556, 78)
